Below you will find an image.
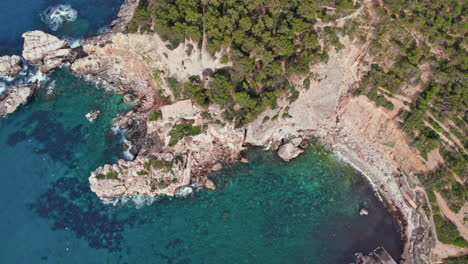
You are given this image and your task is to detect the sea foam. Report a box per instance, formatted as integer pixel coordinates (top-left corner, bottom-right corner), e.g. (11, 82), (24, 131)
(41, 4), (78, 31)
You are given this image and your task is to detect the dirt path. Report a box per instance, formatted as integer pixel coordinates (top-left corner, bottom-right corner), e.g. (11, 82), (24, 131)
(434, 192), (468, 240)
(426, 112), (466, 152)
(432, 241), (468, 263)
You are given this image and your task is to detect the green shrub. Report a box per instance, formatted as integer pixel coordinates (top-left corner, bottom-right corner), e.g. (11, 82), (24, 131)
(168, 122), (202, 146)
(95, 169), (119, 180)
(149, 110), (162, 121)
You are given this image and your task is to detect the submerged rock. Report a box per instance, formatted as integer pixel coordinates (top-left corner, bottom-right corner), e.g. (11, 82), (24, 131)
(85, 110), (101, 122)
(0, 55), (23, 78)
(277, 142), (304, 161)
(0, 84), (36, 117)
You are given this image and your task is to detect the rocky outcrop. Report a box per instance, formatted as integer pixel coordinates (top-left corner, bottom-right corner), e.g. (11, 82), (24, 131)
(0, 55), (23, 79)
(0, 84), (36, 117)
(109, 0), (140, 33)
(22, 31), (68, 64)
(277, 142), (304, 161)
(90, 155), (190, 198)
(21, 30), (79, 73)
(89, 99), (245, 198)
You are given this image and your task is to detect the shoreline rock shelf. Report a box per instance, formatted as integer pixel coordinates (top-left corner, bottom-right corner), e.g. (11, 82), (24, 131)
(0, 84), (36, 117)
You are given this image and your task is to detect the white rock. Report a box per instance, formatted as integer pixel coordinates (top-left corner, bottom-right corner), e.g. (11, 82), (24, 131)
(0, 84), (35, 117)
(360, 208), (369, 216)
(22, 30), (67, 64)
(0, 55), (23, 78)
(277, 142), (304, 161)
(211, 162), (223, 171)
(205, 178), (217, 190)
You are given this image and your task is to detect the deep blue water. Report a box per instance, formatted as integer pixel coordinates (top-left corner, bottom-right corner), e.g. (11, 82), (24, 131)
(0, 0), (123, 55)
(0, 2), (403, 263)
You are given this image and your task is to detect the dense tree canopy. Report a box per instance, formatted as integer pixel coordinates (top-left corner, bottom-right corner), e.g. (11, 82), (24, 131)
(128, 0), (357, 124)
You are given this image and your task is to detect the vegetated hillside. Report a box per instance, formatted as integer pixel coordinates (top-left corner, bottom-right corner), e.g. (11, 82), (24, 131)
(127, 0), (357, 125)
(127, 0), (467, 252)
(353, 0), (467, 251)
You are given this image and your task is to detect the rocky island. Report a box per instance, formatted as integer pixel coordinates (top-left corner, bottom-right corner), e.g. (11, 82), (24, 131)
(1, 0), (466, 263)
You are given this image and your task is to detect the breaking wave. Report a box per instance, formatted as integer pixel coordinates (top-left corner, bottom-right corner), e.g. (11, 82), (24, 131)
(0, 82), (6, 93)
(41, 4), (78, 31)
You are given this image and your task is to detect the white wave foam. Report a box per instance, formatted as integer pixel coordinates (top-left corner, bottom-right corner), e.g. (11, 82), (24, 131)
(98, 26), (110, 34)
(0, 82), (6, 93)
(41, 4), (78, 31)
(28, 70), (49, 85)
(175, 187), (193, 198)
(110, 125), (135, 160)
(101, 193), (161, 208)
(131, 194), (158, 208)
(46, 80), (56, 95)
(61, 37), (82, 48)
(0, 74), (15, 82)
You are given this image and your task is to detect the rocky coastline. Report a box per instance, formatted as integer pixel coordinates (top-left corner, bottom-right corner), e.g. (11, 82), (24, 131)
(0, 0), (435, 262)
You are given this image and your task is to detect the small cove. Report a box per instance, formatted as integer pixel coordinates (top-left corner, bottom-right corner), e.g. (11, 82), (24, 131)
(0, 1), (403, 263)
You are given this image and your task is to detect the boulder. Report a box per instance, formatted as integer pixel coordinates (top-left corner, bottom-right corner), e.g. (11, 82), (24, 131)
(123, 93), (134, 104)
(277, 142), (304, 161)
(205, 178), (217, 190)
(41, 48), (74, 72)
(291, 137), (303, 147)
(0, 84), (36, 117)
(211, 162), (223, 171)
(359, 208), (369, 216)
(0, 55), (23, 78)
(22, 31), (68, 65)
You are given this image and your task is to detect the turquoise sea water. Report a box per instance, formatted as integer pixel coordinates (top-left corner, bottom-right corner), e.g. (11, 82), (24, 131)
(0, 69), (402, 263)
(0, 1), (402, 263)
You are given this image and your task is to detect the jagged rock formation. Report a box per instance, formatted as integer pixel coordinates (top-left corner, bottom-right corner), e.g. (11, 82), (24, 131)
(277, 142), (304, 161)
(89, 99), (245, 197)
(0, 84), (36, 117)
(109, 0), (140, 33)
(22, 31), (68, 64)
(22, 30), (79, 72)
(0, 55), (23, 78)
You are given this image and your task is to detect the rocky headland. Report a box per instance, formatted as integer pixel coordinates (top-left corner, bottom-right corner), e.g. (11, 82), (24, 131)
(0, 0), (441, 262)
(65, 25), (433, 263)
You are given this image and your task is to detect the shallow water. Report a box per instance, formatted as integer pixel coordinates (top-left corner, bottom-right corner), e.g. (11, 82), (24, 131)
(0, 69), (402, 263)
(0, 1), (402, 263)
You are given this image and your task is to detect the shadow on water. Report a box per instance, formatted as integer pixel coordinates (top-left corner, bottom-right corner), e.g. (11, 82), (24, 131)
(7, 110), (83, 167)
(29, 177), (140, 252)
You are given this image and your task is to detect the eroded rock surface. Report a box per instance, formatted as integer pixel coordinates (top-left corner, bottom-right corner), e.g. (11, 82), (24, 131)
(277, 142), (304, 161)
(0, 55), (23, 78)
(22, 31), (68, 64)
(0, 84), (36, 117)
(89, 99), (245, 197)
